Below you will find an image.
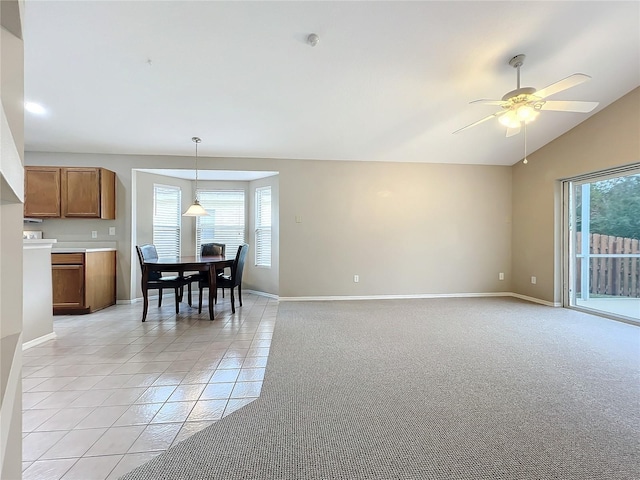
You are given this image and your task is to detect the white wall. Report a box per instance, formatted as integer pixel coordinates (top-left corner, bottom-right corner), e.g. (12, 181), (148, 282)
(22, 243), (54, 343)
(0, 2), (24, 477)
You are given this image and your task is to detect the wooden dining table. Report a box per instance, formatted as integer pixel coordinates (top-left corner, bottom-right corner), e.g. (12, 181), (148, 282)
(142, 255), (233, 320)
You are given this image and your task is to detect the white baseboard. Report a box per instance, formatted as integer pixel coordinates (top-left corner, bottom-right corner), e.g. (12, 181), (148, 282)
(279, 292), (514, 302)
(509, 293), (561, 307)
(278, 292), (561, 307)
(116, 299), (136, 305)
(244, 289), (279, 300)
(121, 291), (560, 307)
(22, 332), (57, 350)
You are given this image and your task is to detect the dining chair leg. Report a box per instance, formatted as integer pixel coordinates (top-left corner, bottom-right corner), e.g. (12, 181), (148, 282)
(208, 289), (214, 320)
(230, 288), (236, 314)
(158, 289), (163, 307)
(174, 288), (180, 314)
(198, 286), (203, 314)
(187, 283), (192, 307)
(238, 285), (242, 307)
(142, 288), (149, 322)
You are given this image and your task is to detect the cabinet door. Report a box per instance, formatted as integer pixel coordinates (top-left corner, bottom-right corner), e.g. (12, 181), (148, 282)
(24, 167), (61, 217)
(85, 251), (116, 312)
(52, 264), (85, 309)
(61, 168), (101, 217)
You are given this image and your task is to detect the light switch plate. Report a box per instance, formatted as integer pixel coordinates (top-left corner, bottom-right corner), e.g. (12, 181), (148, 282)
(109, 227), (116, 236)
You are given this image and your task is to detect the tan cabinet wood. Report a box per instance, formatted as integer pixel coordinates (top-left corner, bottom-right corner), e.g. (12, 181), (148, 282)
(24, 167), (61, 217)
(24, 166), (116, 219)
(52, 264), (86, 312)
(52, 251), (116, 314)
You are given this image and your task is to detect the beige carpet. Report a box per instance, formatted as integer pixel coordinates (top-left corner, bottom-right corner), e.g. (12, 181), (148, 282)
(121, 297), (640, 479)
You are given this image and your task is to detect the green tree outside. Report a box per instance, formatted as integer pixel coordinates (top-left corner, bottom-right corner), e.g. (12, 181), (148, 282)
(576, 173), (640, 240)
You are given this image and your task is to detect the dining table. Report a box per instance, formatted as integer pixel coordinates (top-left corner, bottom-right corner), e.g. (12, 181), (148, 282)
(142, 254), (233, 320)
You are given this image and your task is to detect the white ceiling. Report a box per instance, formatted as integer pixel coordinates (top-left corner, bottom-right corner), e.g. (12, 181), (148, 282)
(23, 1), (639, 167)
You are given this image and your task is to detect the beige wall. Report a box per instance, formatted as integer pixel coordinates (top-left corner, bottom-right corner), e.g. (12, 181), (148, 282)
(512, 87), (640, 304)
(25, 151), (514, 300)
(278, 160), (512, 297)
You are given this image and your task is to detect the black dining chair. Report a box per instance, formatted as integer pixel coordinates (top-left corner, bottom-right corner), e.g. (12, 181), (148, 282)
(136, 244), (191, 322)
(202, 242), (227, 295)
(198, 243), (248, 314)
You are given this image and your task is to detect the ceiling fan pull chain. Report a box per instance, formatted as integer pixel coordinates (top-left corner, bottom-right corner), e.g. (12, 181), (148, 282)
(523, 123), (528, 164)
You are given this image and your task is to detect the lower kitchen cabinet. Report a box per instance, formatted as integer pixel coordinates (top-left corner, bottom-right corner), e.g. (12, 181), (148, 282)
(52, 250), (116, 314)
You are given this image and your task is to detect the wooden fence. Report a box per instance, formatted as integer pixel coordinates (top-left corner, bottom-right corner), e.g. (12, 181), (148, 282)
(576, 233), (640, 298)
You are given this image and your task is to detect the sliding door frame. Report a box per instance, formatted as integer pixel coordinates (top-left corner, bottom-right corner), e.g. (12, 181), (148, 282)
(560, 163), (640, 325)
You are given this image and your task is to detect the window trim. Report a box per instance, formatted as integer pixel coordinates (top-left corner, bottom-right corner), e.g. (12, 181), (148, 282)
(152, 183), (182, 257)
(255, 186), (272, 268)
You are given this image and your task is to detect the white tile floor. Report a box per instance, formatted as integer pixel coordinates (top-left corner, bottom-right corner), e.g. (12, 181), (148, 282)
(21, 292), (277, 480)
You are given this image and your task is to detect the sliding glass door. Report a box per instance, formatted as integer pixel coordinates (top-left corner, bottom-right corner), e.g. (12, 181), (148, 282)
(565, 170), (640, 323)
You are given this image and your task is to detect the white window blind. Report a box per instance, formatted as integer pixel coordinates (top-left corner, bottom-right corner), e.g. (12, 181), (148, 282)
(153, 184), (181, 257)
(255, 186), (272, 267)
(196, 190), (245, 259)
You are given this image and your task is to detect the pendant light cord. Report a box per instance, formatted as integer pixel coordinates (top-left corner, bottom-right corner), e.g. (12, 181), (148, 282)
(192, 136), (201, 200)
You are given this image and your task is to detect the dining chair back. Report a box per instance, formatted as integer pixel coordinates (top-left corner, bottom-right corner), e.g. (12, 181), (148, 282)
(136, 244), (188, 321)
(201, 242), (226, 257)
(198, 243), (249, 314)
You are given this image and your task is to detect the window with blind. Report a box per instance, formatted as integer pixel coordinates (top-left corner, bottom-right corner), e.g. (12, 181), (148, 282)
(255, 186), (272, 267)
(196, 190), (245, 259)
(153, 184), (181, 257)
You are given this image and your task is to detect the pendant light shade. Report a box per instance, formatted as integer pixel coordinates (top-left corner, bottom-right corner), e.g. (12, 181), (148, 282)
(183, 136), (209, 216)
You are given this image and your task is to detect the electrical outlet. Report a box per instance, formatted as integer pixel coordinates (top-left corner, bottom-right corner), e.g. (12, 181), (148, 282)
(499, 272), (504, 280)
(531, 276), (537, 284)
(354, 274), (359, 283)
(295, 215), (303, 223)
(91, 230), (98, 239)
(109, 227), (116, 236)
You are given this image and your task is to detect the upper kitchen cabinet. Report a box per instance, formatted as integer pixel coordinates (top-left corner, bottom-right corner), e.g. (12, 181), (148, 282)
(24, 167), (116, 219)
(23, 167), (61, 217)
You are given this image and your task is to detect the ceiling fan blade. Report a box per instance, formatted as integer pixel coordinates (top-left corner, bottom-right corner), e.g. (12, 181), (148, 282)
(539, 100), (599, 113)
(470, 99), (508, 106)
(506, 125), (521, 137)
(453, 111), (505, 134)
(534, 73), (591, 99)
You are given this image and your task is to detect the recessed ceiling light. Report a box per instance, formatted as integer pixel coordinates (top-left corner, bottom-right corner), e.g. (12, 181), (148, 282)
(25, 102), (46, 115)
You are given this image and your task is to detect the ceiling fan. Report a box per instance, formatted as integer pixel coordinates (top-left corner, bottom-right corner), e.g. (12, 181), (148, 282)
(453, 54), (599, 137)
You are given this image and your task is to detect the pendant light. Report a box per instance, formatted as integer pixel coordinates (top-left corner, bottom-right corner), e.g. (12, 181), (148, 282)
(183, 136), (209, 216)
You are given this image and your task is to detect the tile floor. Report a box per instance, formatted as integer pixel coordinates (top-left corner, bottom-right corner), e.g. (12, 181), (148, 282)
(21, 292), (277, 480)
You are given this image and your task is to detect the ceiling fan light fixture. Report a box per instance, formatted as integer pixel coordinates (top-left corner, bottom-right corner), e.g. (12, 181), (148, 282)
(516, 105), (536, 121)
(499, 111), (520, 129)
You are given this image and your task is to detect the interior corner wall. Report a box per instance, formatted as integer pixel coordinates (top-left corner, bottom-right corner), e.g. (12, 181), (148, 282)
(511, 87), (640, 304)
(0, 4), (24, 478)
(246, 175), (280, 296)
(132, 171), (252, 299)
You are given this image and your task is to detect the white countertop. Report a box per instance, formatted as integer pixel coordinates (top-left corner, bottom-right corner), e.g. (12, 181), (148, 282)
(51, 241), (117, 253)
(23, 239), (57, 249)
(52, 247), (116, 253)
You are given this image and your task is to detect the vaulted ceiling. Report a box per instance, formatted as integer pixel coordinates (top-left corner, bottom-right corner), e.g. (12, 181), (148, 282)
(23, 1), (639, 166)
